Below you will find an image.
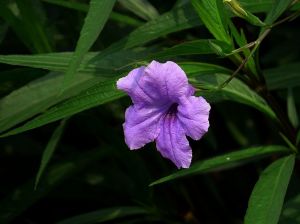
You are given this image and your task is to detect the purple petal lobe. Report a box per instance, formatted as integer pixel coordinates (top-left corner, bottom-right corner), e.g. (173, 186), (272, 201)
(123, 105), (165, 149)
(177, 96), (210, 140)
(117, 66), (157, 105)
(156, 114), (192, 168)
(142, 60), (190, 104)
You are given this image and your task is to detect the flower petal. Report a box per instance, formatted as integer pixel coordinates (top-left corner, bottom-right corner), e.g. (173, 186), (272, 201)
(177, 96), (210, 140)
(117, 66), (157, 105)
(143, 60), (191, 103)
(123, 104), (165, 150)
(156, 114), (192, 168)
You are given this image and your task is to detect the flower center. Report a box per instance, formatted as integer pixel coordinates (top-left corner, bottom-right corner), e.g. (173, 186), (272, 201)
(167, 103), (178, 115)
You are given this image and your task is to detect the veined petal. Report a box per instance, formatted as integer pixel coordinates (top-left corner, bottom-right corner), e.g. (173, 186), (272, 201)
(177, 96), (210, 140)
(123, 105), (166, 150)
(156, 114), (192, 168)
(142, 60), (191, 104)
(117, 66), (157, 105)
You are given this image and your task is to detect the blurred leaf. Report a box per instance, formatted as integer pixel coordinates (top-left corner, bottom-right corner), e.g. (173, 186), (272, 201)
(279, 193), (300, 224)
(99, 3), (201, 57)
(119, 0), (159, 21)
(180, 62), (232, 75)
(0, 72), (102, 134)
(150, 145), (289, 186)
(264, 0), (294, 25)
(287, 88), (299, 128)
(154, 39), (231, 59)
(264, 62), (300, 90)
(62, 0), (116, 92)
(35, 119), (67, 189)
(244, 155), (295, 224)
(57, 206), (148, 224)
(189, 73), (277, 120)
(0, 0), (52, 53)
(41, 0), (143, 27)
(1, 80), (123, 137)
(224, 0), (265, 26)
(0, 149), (108, 224)
(191, 0), (231, 45)
(0, 23), (8, 45)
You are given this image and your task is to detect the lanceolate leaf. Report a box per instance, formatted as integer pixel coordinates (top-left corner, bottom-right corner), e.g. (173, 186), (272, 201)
(264, 0), (294, 25)
(35, 119), (68, 189)
(57, 206), (148, 224)
(0, 80), (124, 137)
(189, 73), (277, 120)
(244, 155), (295, 224)
(150, 145), (290, 186)
(62, 0), (116, 91)
(191, 0), (231, 45)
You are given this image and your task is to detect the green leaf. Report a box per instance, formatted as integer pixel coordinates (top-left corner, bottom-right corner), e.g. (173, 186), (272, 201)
(189, 73), (277, 120)
(99, 3), (200, 56)
(264, 0), (294, 25)
(191, 0), (231, 45)
(287, 88), (299, 128)
(279, 193), (300, 224)
(34, 119), (67, 189)
(0, 72), (102, 134)
(0, 0), (52, 53)
(62, 0), (116, 91)
(119, 0), (159, 21)
(264, 63), (300, 90)
(57, 206), (148, 224)
(1, 80), (123, 137)
(244, 155), (295, 224)
(150, 145), (289, 186)
(224, 0), (265, 26)
(154, 39), (231, 59)
(41, 0), (143, 27)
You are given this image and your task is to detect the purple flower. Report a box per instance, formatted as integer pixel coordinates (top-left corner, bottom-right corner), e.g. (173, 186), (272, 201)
(117, 60), (210, 168)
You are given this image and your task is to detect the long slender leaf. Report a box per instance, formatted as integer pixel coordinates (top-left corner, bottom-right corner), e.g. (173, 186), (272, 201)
(119, 0), (159, 21)
(264, 63), (300, 90)
(244, 155), (295, 224)
(57, 206), (148, 224)
(34, 119), (67, 189)
(287, 88), (299, 128)
(264, 0), (294, 24)
(189, 73), (277, 120)
(0, 80), (123, 137)
(150, 145), (290, 186)
(191, 0), (231, 44)
(279, 193), (300, 223)
(63, 0), (116, 91)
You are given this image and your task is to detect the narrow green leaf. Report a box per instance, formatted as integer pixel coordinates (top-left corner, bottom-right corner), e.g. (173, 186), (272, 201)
(189, 73), (277, 120)
(1, 80), (123, 137)
(191, 0), (231, 44)
(287, 88), (299, 128)
(57, 206), (148, 224)
(244, 155), (295, 224)
(264, 63), (300, 90)
(279, 193), (300, 223)
(119, 0), (159, 21)
(264, 0), (294, 24)
(63, 0), (116, 91)
(41, 0), (143, 27)
(154, 39), (231, 59)
(0, 72), (102, 134)
(34, 119), (67, 189)
(0, 0), (52, 53)
(150, 145), (289, 186)
(224, 0), (265, 26)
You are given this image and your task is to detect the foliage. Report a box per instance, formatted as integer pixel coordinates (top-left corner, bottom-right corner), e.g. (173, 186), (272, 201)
(0, 0), (299, 223)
